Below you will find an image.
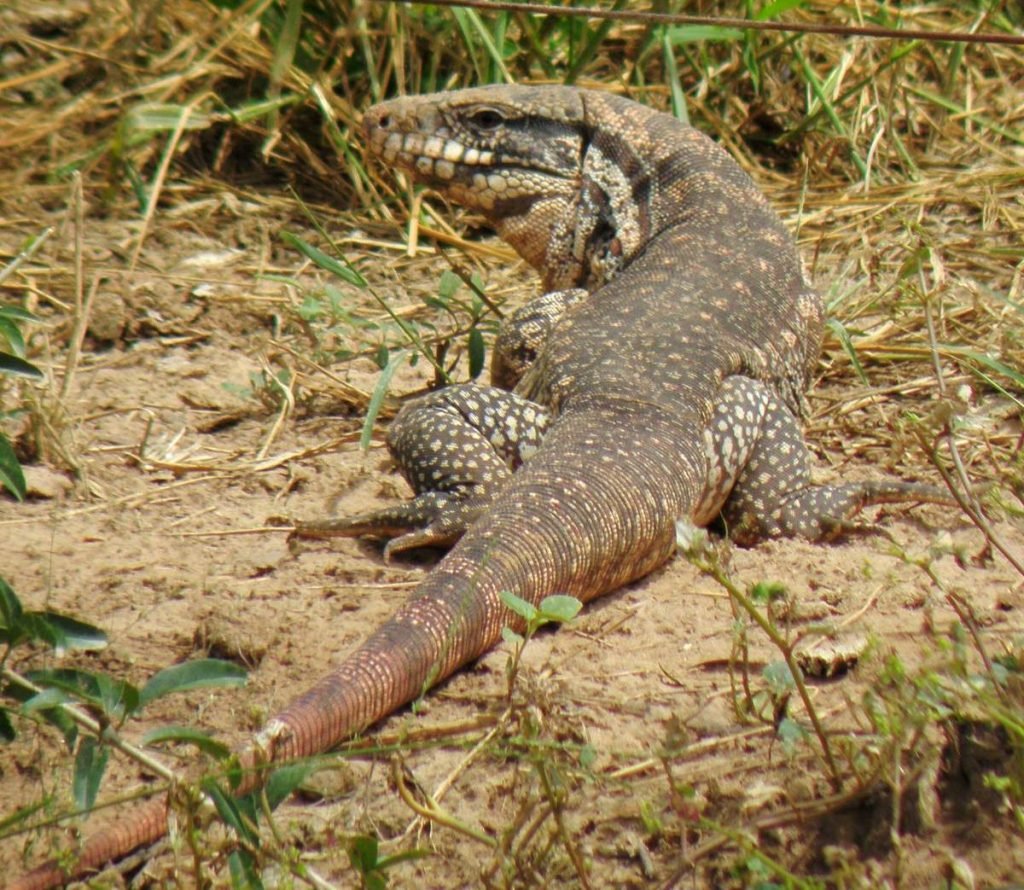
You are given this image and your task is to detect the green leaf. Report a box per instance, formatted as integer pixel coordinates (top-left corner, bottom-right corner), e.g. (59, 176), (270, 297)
(21, 687), (70, 714)
(9, 683), (77, 746)
(281, 231), (367, 288)
(73, 737), (109, 811)
(375, 847), (431, 871)
(438, 269), (461, 301)
(538, 594), (582, 623)
(499, 590), (537, 623)
(0, 305), (38, 322)
(268, 0), (302, 93)
(777, 717), (809, 753)
(0, 434), (26, 502)
(0, 797), (48, 833)
(0, 316), (26, 356)
(467, 327), (486, 379)
(749, 581), (787, 604)
(264, 762), (315, 810)
(501, 627), (524, 647)
(26, 668), (139, 720)
(756, 0), (806, 21)
(967, 351), (1024, 390)
(662, 29), (689, 124)
(37, 612), (107, 654)
(228, 848), (264, 890)
(97, 674), (140, 719)
(139, 659), (246, 708)
(360, 352), (403, 451)
(141, 725), (231, 759)
(6, 607), (107, 654)
(664, 24), (744, 44)
(13, 612), (62, 648)
(825, 318), (869, 385)
(0, 576), (24, 627)
(0, 351), (44, 380)
(203, 778), (258, 844)
(226, 94), (301, 125)
(349, 834), (380, 873)
(762, 661), (796, 696)
(0, 706), (15, 742)
(119, 103), (213, 141)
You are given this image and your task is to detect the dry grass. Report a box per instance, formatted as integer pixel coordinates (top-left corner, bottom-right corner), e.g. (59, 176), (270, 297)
(3, 0), (1020, 470)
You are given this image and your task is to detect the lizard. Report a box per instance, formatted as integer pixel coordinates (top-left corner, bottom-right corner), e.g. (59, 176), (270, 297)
(11, 84), (951, 889)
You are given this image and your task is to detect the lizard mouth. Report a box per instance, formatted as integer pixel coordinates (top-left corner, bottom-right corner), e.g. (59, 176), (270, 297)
(369, 128), (571, 183)
(363, 105), (573, 183)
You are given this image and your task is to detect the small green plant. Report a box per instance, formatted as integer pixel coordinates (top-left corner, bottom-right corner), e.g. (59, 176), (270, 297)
(1, 578), (247, 834)
(0, 302), (44, 501)
(222, 368), (296, 411)
(676, 523), (841, 789)
(281, 229), (500, 451)
(348, 833), (429, 890)
(196, 760), (320, 889)
(499, 590), (582, 694)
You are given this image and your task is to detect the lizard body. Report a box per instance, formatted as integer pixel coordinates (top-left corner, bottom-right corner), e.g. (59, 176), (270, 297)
(13, 85), (948, 889)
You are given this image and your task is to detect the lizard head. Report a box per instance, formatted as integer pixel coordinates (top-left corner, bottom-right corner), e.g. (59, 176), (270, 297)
(362, 86), (592, 288)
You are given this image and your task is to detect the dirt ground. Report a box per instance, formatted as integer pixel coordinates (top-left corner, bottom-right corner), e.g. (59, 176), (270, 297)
(1, 176), (1023, 888)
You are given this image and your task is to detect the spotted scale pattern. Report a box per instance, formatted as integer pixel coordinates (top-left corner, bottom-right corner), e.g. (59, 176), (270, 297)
(491, 287), (589, 390)
(692, 376), (951, 543)
(15, 86), (959, 890)
(350, 382), (550, 554)
(712, 377), (829, 542)
(335, 370), (948, 559)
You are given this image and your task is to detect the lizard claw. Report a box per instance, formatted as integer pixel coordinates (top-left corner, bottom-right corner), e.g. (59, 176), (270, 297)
(291, 491), (488, 557)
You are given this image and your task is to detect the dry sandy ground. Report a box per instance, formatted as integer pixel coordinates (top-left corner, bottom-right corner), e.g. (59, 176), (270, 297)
(1, 197), (1022, 888)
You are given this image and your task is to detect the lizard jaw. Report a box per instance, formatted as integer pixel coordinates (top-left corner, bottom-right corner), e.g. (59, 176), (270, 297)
(362, 90), (582, 215)
(363, 90), (591, 284)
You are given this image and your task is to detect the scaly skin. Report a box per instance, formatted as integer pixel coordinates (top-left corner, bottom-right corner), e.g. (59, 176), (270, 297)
(11, 85), (916, 888)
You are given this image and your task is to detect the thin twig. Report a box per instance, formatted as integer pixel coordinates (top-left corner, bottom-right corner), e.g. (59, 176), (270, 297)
(372, 0), (1024, 47)
(1, 667), (177, 783)
(391, 755), (497, 846)
(0, 227), (54, 286)
(921, 295), (1024, 579)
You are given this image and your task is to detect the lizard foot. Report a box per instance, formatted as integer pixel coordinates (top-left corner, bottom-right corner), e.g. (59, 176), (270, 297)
(291, 490), (488, 558)
(728, 479), (956, 545)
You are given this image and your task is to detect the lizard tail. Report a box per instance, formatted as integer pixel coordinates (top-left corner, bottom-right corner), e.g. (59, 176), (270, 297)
(9, 798), (169, 890)
(12, 407), (700, 889)
(8, 567), (517, 889)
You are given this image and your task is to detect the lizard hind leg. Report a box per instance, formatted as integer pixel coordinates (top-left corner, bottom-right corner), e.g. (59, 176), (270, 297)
(296, 383), (551, 557)
(711, 376), (950, 545)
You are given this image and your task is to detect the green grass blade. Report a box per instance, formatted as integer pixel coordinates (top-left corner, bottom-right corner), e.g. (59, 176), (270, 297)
(139, 659), (247, 709)
(0, 435), (26, 501)
(0, 352), (44, 380)
(826, 318), (869, 385)
(662, 29), (689, 124)
(360, 351), (403, 451)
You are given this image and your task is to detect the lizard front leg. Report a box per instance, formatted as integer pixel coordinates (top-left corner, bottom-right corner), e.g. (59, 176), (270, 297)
(296, 383), (550, 556)
(491, 287), (588, 390)
(295, 288), (585, 555)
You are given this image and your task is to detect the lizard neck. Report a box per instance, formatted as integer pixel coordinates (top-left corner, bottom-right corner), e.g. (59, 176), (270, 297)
(490, 88), (781, 295)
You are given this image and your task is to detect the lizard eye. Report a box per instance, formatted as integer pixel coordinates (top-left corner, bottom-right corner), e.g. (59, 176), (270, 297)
(469, 108), (506, 130)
